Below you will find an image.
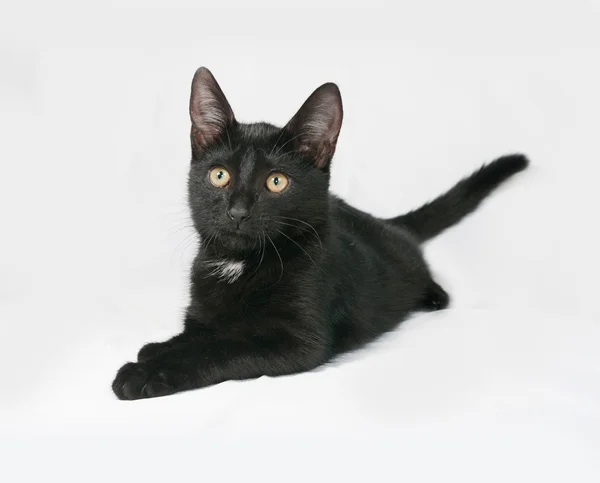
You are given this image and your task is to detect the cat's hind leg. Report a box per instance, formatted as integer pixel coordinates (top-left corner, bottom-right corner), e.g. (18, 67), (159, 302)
(420, 280), (450, 311)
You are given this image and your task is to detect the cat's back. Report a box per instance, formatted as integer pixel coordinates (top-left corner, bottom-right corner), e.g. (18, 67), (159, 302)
(327, 195), (430, 298)
(328, 195), (421, 256)
(326, 194), (430, 292)
(320, 196), (432, 354)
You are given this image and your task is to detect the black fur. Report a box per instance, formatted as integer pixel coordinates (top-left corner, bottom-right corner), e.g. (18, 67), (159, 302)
(112, 68), (528, 400)
(391, 154), (529, 241)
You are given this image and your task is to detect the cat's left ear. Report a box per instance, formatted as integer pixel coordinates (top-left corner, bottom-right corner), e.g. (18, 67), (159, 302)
(189, 67), (236, 157)
(283, 83), (343, 170)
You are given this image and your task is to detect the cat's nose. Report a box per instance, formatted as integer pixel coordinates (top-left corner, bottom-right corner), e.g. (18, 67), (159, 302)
(227, 205), (251, 226)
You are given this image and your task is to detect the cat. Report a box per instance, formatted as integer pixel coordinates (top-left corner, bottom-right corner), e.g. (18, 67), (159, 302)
(112, 67), (528, 400)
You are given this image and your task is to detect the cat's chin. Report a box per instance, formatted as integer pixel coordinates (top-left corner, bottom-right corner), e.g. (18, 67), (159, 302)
(200, 229), (262, 256)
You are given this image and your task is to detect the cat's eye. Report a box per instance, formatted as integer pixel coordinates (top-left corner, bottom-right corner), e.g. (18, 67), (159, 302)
(266, 173), (289, 193)
(209, 167), (231, 187)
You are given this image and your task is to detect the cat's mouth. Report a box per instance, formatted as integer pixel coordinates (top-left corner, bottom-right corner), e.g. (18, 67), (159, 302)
(220, 226), (256, 238)
(207, 227), (263, 250)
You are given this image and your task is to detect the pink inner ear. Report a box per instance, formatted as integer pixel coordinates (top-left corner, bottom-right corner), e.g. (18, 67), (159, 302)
(284, 83), (343, 169)
(314, 140), (337, 170)
(190, 92), (232, 149)
(189, 67), (235, 153)
(191, 125), (219, 152)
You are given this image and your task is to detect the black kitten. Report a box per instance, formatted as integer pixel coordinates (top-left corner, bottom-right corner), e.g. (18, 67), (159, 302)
(112, 67), (528, 400)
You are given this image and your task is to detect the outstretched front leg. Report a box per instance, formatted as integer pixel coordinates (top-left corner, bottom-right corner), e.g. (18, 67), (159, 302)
(136, 333), (191, 362)
(135, 315), (213, 362)
(112, 326), (327, 400)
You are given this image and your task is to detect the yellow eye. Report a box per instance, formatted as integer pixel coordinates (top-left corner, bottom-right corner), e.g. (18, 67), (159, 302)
(266, 173), (289, 193)
(209, 167), (230, 187)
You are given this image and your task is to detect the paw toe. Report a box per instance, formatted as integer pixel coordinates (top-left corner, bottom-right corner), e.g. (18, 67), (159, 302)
(143, 369), (177, 398)
(112, 362), (149, 400)
(112, 361), (181, 400)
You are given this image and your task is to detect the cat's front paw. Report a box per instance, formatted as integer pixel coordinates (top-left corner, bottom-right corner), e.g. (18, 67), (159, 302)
(112, 361), (180, 400)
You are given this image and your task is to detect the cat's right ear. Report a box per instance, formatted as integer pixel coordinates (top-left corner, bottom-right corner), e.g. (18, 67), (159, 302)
(283, 82), (343, 171)
(189, 67), (235, 157)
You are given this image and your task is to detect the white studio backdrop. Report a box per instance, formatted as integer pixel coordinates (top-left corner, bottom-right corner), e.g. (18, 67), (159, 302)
(1, 1), (599, 482)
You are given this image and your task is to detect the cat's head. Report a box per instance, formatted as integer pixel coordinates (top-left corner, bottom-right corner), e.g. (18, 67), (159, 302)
(187, 67), (343, 254)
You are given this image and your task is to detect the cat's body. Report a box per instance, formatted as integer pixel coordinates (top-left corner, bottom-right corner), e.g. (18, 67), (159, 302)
(112, 68), (527, 400)
(189, 195), (435, 364)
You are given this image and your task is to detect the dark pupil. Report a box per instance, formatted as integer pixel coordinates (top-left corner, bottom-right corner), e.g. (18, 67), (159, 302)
(217, 171), (223, 180)
(273, 177), (279, 185)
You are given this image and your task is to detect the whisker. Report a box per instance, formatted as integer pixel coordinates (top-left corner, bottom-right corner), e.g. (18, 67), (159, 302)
(276, 229), (317, 267)
(217, 133), (227, 149)
(337, 205), (354, 215)
(278, 216), (323, 251)
(269, 129), (286, 157)
(265, 233), (284, 287)
(173, 231), (198, 257)
(273, 220), (322, 247)
(252, 231), (266, 276)
(225, 126), (233, 151)
(172, 231), (199, 267)
(273, 220), (314, 235)
(169, 224), (196, 236)
(272, 131), (305, 159)
(202, 229), (218, 251)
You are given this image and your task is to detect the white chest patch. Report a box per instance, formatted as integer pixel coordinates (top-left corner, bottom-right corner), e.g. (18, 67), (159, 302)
(205, 259), (245, 283)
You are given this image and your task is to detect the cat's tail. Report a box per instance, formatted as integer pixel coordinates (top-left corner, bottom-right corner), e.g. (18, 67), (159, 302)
(388, 154), (529, 242)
